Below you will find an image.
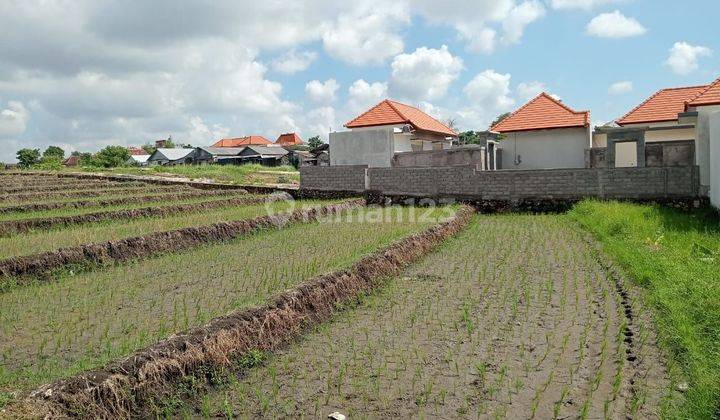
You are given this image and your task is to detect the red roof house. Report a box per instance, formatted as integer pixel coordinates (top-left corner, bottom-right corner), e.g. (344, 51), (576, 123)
(491, 93), (590, 133)
(62, 155), (80, 167)
(127, 146), (146, 156)
(345, 99), (457, 138)
(491, 93), (591, 170)
(212, 136), (272, 147)
(275, 133), (304, 146)
(617, 85), (708, 126)
(686, 77), (720, 108)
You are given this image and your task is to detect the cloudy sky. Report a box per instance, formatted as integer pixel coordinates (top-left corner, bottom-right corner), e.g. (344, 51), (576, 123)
(0, 0), (718, 162)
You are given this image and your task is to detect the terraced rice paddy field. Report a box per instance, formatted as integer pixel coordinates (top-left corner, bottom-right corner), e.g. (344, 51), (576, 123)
(0, 172), (711, 418)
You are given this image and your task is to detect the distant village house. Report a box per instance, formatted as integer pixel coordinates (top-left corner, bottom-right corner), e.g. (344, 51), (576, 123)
(330, 99), (458, 167)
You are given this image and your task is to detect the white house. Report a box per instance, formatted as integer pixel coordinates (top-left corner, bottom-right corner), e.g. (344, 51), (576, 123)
(330, 99), (458, 167)
(491, 93), (591, 170)
(602, 76), (720, 201)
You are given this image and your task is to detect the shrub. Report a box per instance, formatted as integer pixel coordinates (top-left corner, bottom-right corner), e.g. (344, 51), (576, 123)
(93, 146), (131, 168)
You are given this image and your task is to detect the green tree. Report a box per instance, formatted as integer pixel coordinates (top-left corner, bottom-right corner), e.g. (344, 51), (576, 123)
(42, 146), (65, 160)
(458, 131), (481, 145)
(16, 148), (41, 168)
(77, 152), (95, 166)
(94, 146), (131, 168)
(141, 143), (156, 154)
(307, 135), (324, 149)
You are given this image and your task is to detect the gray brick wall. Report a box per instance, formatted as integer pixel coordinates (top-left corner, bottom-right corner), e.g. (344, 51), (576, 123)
(299, 165), (367, 192)
(301, 165), (700, 199)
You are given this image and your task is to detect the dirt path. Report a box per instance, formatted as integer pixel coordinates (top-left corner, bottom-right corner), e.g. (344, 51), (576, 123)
(198, 214), (670, 419)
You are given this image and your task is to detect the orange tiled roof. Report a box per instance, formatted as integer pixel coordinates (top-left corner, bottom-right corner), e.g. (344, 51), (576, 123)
(617, 85), (708, 126)
(275, 132), (304, 145)
(127, 146), (146, 156)
(686, 76), (720, 107)
(212, 136), (272, 147)
(345, 99), (457, 137)
(491, 93), (589, 133)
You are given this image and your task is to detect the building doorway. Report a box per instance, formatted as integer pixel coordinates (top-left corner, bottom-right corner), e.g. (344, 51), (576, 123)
(614, 141), (638, 167)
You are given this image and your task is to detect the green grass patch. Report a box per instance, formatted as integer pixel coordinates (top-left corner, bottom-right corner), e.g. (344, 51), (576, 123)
(569, 199), (720, 418)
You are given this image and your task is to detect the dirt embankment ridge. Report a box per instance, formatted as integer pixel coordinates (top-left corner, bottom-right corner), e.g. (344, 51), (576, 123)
(0, 181), (143, 194)
(0, 188), (247, 213)
(3, 185), (198, 202)
(0, 196), (269, 236)
(0, 199), (364, 283)
(13, 205), (474, 419)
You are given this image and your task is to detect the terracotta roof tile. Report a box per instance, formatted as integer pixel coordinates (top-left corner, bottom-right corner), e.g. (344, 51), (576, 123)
(686, 76), (720, 107)
(212, 136), (272, 147)
(345, 99), (457, 137)
(617, 85), (708, 126)
(275, 132), (304, 145)
(491, 93), (589, 133)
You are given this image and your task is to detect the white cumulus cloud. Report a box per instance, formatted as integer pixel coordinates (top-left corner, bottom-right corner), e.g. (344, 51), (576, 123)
(516, 81), (547, 101)
(664, 42), (712, 75)
(502, 1), (546, 44)
(457, 70), (516, 129)
(609, 81), (633, 95)
(389, 45), (464, 101)
(0, 100), (30, 138)
(551, 0), (624, 10)
(412, 0), (545, 54)
(272, 50), (318, 74)
(464, 70), (515, 111)
(321, 2), (408, 65)
(347, 79), (388, 115)
(305, 79), (340, 104)
(586, 11), (646, 38)
(186, 116), (230, 145)
(304, 106), (337, 140)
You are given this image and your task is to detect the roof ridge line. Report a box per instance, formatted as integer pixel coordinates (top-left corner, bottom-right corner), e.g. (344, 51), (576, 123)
(542, 92), (586, 115)
(663, 84), (711, 91)
(344, 99), (404, 128)
(388, 99), (456, 134)
(686, 76), (720, 107)
(491, 93), (544, 131)
(384, 99), (411, 123)
(617, 88), (666, 124)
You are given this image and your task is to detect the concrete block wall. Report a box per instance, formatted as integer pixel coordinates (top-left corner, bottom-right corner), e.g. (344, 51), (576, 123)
(392, 147), (485, 169)
(368, 166), (698, 200)
(301, 164), (700, 200)
(299, 165), (367, 192)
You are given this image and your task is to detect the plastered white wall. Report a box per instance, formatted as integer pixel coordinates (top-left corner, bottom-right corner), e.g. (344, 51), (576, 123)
(499, 127), (591, 170)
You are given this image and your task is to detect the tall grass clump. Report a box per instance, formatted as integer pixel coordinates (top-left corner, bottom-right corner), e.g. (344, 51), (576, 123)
(569, 199), (720, 418)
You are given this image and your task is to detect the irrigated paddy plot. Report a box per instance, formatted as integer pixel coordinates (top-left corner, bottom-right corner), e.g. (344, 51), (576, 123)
(0, 173), (682, 417)
(199, 215), (670, 419)
(0, 192), (452, 394)
(0, 198), (334, 258)
(0, 191), (253, 222)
